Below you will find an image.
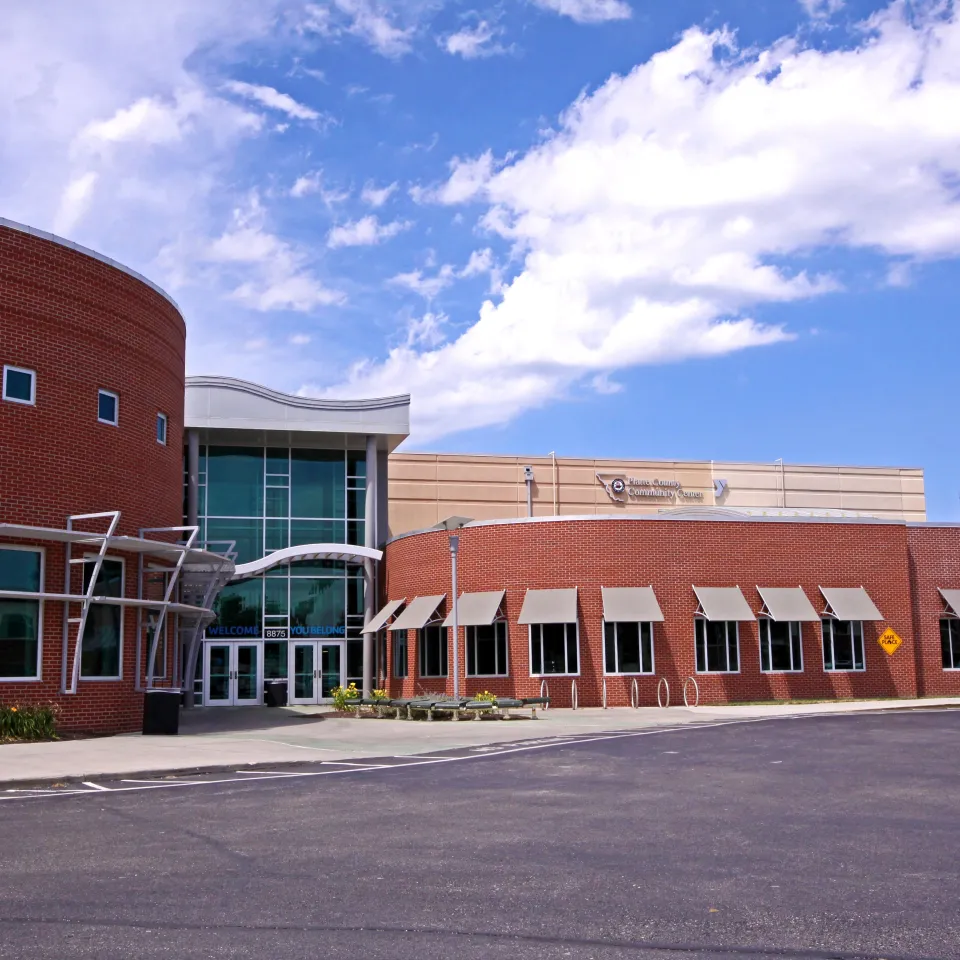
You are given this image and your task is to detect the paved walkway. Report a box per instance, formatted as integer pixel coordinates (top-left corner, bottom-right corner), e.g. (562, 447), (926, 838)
(1, 697), (957, 786)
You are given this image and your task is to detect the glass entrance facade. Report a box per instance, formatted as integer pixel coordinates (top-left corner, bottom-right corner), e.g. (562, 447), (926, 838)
(189, 445), (368, 700)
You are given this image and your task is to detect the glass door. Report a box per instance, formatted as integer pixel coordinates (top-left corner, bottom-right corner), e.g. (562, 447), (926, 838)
(320, 642), (344, 700)
(290, 642), (316, 704)
(205, 644), (232, 706)
(235, 643), (262, 705)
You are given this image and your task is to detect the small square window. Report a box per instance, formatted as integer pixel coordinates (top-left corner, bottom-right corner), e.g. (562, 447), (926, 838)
(156, 413), (167, 445)
(98, 390), (119, 426)
(2, 366), (36, 405)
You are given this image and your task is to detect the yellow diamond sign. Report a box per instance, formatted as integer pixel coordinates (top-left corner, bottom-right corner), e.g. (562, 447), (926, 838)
(878, 628), (903, 656)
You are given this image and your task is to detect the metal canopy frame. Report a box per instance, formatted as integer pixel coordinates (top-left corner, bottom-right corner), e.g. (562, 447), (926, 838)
(0, 513), (234, 695)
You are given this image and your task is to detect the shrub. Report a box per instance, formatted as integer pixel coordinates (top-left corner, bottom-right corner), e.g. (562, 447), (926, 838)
(371, 688), (390, 701)
(332, 682), (360, 712)
(0, 704), (58, 741)
(474, 690), (497, 703)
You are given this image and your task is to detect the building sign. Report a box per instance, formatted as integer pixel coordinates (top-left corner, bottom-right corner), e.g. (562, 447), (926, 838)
(597, 473), (728, 504)
(206, 625), (261, 638)
(878, 627), (903, 655)
(207, 625), (346, 639)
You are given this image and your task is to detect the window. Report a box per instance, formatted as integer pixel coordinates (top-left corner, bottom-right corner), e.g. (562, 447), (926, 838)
(695, 619), (740, 673)
(530, 623), (578, 675)
(156, 413), (167, 445)
(418, 624), (447, 677)
(393, 630), (408, 678)
(759, 620), (803, 672)
(97, 389), (119, 425)
(0, 547), (42, 679)
(2, 365), (35, 405)
(81, 558), (123, 678)
(940, 619), (960, 670)
(822, 619), (865, 672)
(604, 622), (654, 674)
(466, 622), (508, 676)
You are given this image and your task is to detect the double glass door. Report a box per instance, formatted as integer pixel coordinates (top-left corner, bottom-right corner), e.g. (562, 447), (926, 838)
(290, 641), (344, 704)
(205, 642), (262, 706)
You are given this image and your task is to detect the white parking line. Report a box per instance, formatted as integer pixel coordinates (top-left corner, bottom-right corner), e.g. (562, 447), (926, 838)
(0, 715), (817, 803)
(81, 781), (111, 791)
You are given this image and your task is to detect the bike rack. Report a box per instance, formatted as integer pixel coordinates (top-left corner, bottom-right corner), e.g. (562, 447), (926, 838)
(540, 678), (550, 709)
(602, 677), (608, 709)
(630, 678), (639, 709)
(571, 678), (578, 711)
(657, 677), (669, 708)
(683, 676), (700, 708)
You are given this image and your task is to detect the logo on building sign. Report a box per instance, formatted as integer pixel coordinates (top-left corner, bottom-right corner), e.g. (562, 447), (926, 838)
(597, 473), (728, 504)
(878, 627), (903, 655)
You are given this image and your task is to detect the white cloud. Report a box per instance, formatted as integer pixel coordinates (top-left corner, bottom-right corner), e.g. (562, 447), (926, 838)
(461, 247), (494, 277)
(412, 150), (494, 204)
(290, 170), (350, 205)
(53, 171), (99, 235)
(389, 264), (457, 299)
(203, 194), (344, 311)
(290, 333), (312, 345)
(442, 21), (508, 59)
(321, 2), (960, 441)
(327, 214), (411, 247)
(799, 0), (844, 20)
(222, 80), (321, 121)
(532, 0), (632, 24)
(302, 1), (417, 58)
(405, 311), (448, 348)
(361, 180), (398, 207)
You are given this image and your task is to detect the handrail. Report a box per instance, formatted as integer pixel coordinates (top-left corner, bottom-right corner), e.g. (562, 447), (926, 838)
(657, 677), (670, 708)
(571, 678), (578, 711)
(540, 678), (549, 709)
(602, 677), (608, 709)
(630, 678), (639, 709)
(683, 676), (700, 708)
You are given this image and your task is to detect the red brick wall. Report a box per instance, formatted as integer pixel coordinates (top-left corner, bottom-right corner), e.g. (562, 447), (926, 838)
(384, 517), (934, 707)
(0, 224), (185, 733)
(907, 525), (960, 698)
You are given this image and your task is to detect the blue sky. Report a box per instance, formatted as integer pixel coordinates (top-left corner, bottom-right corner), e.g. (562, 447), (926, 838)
(2, 0), (959, 517)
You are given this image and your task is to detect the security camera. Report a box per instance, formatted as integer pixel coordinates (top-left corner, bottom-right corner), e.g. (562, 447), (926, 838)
(523, 465), (535, 481)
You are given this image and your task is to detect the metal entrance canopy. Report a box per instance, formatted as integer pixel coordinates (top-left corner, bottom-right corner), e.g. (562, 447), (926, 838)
(232, 543), (382, 580)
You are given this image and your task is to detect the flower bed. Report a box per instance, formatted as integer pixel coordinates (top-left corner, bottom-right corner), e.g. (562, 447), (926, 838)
(0, 704), (58, 742)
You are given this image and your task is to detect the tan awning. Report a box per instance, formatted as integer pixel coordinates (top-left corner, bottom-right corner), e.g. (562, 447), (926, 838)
(938, 588), (960, 617)
(819, 587), (883, 621)
(757, 587), (819, 622)
(517, 588), (578, 624)
(601, 586), (664, 623)
(366, 598), (405, 632)
(390, 595), (445, 631)
(442, 590), (504, 627)
(693, 586), (755, 621)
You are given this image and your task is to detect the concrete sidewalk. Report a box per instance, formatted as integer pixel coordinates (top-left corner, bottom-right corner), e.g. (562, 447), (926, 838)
(1, 697), (957, 786)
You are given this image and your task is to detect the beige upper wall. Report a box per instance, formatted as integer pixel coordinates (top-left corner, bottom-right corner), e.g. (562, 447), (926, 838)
(387, 453), (926, 537)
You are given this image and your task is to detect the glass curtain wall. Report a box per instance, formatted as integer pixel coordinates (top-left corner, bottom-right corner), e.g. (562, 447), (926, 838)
(195, 445), (367, 689)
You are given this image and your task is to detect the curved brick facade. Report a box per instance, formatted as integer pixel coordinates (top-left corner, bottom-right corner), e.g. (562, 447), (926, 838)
(384, 517), (960, 707)
(0, 222), (186, 732)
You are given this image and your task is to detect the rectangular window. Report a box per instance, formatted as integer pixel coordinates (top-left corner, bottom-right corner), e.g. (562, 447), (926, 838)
(156, 413), (167, 445)
(290, 578), (345, 637)
(466, 622), (508, 676)
(603, 621), (654, 674)
(97, 389), (119, 425)
(2, 365), (36, 405)
(529, 623), (578, 675)
(291, 450), (346, 519)
(759, 620), (803, 672)
(418, 624), (447, 677)
(206, 446), (264, 517)
(393, 630), (408, 678)
(940, 619), (960, 670)
(209, 578), (263, 638)
(695, 619), (740, 673)
(81, 558), (123, 678)
(822, 619), (865, 672)
(0, 547), (42, 679)
(263, 641), (288, 680)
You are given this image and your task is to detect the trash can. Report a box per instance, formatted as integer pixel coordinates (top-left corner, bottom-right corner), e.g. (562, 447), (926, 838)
(142, 689), (181, 735)
(264, 680), (288, 708)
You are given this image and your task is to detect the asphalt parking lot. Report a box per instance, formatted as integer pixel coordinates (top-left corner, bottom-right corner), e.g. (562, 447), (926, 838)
(0, 711), (957, 960)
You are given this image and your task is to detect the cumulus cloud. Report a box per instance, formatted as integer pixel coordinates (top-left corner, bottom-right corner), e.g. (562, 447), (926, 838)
(327, 214), (411, 247)
(389, 264), (457, 300)
(799, 0), (844, 19)
(361, 180), (398, 207)
(411, 150), (495, 204)
(441, 21), (508, 59)
(532, 0), (632, 24)
(301, 1), (417, 58)
(319, 2), (960, 440)
(222, 80), (321, 120)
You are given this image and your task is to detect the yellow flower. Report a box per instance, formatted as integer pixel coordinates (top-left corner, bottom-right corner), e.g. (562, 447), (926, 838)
(10, 707), (17, 713)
